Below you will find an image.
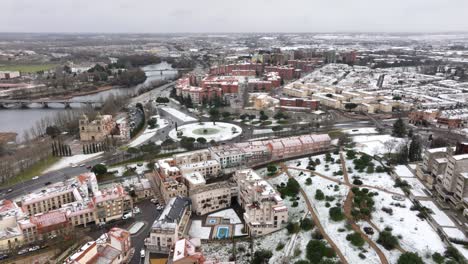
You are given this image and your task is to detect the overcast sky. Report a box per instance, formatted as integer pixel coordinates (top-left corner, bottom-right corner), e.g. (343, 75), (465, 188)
(1, 0), (467, 33)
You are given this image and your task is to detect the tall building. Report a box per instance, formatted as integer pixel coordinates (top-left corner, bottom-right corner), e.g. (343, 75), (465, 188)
(234, 169), (288, 236)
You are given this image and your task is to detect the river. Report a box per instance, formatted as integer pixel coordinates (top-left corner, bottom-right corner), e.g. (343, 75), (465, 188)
(0, 62), (178, 140)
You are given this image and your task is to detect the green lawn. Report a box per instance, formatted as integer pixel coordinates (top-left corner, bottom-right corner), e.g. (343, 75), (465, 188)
(1, 156), (60, 188)
(0, 64), (57, 73)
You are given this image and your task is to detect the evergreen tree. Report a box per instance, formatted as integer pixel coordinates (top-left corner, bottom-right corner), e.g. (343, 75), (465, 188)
(392, 118), (407, 138)
(408, 136), (422, 162)
(397, 144), (409, 164)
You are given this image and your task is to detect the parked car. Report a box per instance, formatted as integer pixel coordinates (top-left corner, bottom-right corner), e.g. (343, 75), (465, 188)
(32, 176), (39, 180)
(140, 249), (145, 258)
(29, 245), (40, 252)
(0, 254), (9, 260)
(70, 163), (78, 168)
(79, 164), (85, 167)
(133, 207), (141, 214)
(150, 198), (159, 204)
(17, 248), (28, 255)
(7, 189), (13, 193)
(156, 205), (164, 210)
(122, 212), (133, 220)
(44, 182), (52, 186)
(137, 163), (143, 167)
(86, 165), (92, 169)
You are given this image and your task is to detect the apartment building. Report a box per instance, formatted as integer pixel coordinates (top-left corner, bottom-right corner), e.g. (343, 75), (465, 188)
(431, 143), (468, 207)
(65, 227), (132, 264)
(19, 210), (74, 244)
(267, 134), (331, 159)
(234, 169), (288, 236)
(93, 185), (133, 224)
(278, 97), (320, 112)
(145, 197), (191, 253)
(0, 200), (25, 251)
(189, 181), (237, 216)
(21, 181), (79, 215)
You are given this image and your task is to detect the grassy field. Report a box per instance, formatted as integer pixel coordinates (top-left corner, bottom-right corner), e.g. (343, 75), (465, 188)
(1, 156), (60, 188)
(0, 64), (57, 73)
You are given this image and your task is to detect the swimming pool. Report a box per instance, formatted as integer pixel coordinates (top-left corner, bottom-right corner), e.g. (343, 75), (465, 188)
(215, 226), (230, 239)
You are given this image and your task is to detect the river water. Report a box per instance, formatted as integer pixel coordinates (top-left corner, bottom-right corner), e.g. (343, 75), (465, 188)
(0, 62), (177, 140)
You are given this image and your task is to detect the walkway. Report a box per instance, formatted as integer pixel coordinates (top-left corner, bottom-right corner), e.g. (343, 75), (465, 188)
(281, 163), (349, 264)
(339, 150), (390, 264)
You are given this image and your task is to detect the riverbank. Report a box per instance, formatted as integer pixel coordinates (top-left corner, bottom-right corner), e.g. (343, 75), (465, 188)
(51, 85), (115, 100)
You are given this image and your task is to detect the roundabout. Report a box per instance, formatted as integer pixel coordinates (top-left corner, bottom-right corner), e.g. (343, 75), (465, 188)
(168, 122), (242, 142)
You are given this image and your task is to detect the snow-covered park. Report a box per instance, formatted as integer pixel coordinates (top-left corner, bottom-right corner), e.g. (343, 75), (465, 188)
(44, 152), (103, 173)
(168, 122), (242, 142)
(128, 115), (168, 147)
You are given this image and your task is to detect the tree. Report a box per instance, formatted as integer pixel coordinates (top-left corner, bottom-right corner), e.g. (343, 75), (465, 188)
(396, 144), (409, 164)
(306, 240), (335, 264)
(346, 232), (365, 247)
(45, 126), (61, 138)
(377, 230), (399, 250)
(286, 222), (300, 234)
(180, 137), (196, 150)
(196, 137), (207, 144)
(252, 250), (273, 264)
(267, 164), (277, 174)
(209, 108), (220, 125)
(408, 136), (422, 162)
(392, 118), (407, 138)
(329, 207), (345, 221)
(431, 252), (444, 264)
(383, 139), (399, 155)
(315, 190), (325, 200)
(344, 103), (358, 111)
(147, 118), (157, 129)
(397, 252), (424, 264)
(91, 164), (108, 176)
(222, 111), (231, 119)
(300, 218), (315, 231)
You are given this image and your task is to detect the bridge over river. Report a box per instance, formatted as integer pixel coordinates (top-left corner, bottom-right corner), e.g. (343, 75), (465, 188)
(0, 99), (102, 109)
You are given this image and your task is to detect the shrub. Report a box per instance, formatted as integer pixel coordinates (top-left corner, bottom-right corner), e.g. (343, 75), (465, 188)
(312, 229), (324, 240)
(431, 252), (444, 264)
(300, 218), (315, 231)
(358, 253), (366, 259)
(292, 201), (299, 207)
(325, 202), (331, 208)
(353, 179), (363, 185)
(325, 196), (335, 202)
(329, 207), (345, 221)
(91, 164), (107, 176)
(397, 252), (424, 264)
(315, 190), (325, 200)
(276, 242), (285, 251)
(338, 228), (346, 232)
(306, 178), (312, 185)
(294, 261), (310, 264)
(279, 178), (301, 197)
(252, 250), (273, 264)
(346, 232), (365, 247)
(306, 240), (335, 264)
(287, 222), (300, 234)
(377, 230), (399, 250)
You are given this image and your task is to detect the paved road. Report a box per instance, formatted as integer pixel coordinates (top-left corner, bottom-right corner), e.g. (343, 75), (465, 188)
(87, 199), (161, 264)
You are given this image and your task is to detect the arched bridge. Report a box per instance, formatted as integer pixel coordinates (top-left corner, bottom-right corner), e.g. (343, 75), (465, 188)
(0, 99), (102, 109)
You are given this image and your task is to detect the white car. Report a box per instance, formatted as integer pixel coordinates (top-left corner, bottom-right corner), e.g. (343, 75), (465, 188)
(18, 248), (28, 255)
(133, 207), (141, 214)
(71, 164), (78, 168)
(28, 246), (40, 252)
(32, 176), (39, 180)
(140, 249), (145, 258)
(122, 212), (133, 220)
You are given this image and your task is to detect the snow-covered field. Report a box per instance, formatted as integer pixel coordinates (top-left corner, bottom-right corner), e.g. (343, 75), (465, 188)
(370, 191), (447, 263)
(128, 116), (168, 147)
(443, 227), (467, 242)
(343, 155), (403, 194)
(161, 107), (197, 122)
(419, 200), (457, 228)
(44, 152), (103, 173)
(393, 165), (414, 178)
(286, 153), (343, 180)
(168, 122), (242, 142)
(352, 135), (405, 156)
